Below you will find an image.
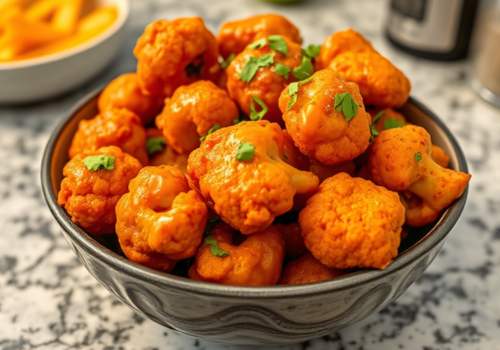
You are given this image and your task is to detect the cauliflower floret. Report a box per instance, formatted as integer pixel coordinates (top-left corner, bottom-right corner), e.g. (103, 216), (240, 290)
(369, 125), (470, 215)
(218, 13), (301, 58)
(69, 108), (148, 165)
(299, 172), (405, 269)
(58, 146), (142, 235)
(279, 69), (371, 165)
(145, 129), (188, 172)
(98, 73), (163, 124)
(431, 145), (450, 168)
(316, 28), (372, 69)
(156, 81), (238, 154)
(370, 108), (407, 134)
(280, 253), (341, 285)
(226, 35), (304, 123)
(187, 120), (319, 234)
(309, 159), (356, 182)
(189, 224), (284, 286)
(400, 192), (441, 228)
(115, 165), (207, 271)
(134, 17), (220, 98)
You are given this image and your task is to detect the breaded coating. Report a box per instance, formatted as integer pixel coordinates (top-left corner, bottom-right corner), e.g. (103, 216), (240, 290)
(189, 224), (284, 286)
(218, 13), (301, 58)
(369, 125), (470, 219)
(98, 73), (163, 124)
(69, 108), (148, 165)
(187, 120), (319, 234)
(329, 50), (411, 107)
(58, 146), (142, 235)
(145, 129), (188, 171)
(275, 223), (306, 259)
(401, 192), (441, 228)
(279, 69), (371, 165)
(156, 81), (238, 154)
(134, 17), (220, 98)
(299, 173), (405, 269)
(226, 35), (303, 123)
(115, 166), (207, 271)
(280, 253), (341, 285)
(316, 28), (372, 69)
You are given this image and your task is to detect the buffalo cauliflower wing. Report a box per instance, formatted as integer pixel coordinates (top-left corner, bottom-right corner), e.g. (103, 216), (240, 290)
(189, 224), (284, 286)
(69, 108), (148, 165)
(299, 172), (405, 269)
(156, 80), (238, 154)
(280, 253), (341, 285)
(187, 120), (319, 234)
(134, 17), (220, 98)
(58, 146), (142, 235)
(279, 69), (371, 165)
(115, 165), (208, 271)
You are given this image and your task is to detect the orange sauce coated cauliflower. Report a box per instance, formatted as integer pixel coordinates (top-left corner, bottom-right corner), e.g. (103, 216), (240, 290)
(369, 125), (470, 216)
(58, 146), (142, 235)
(218, 13), (302, 58)
(69, 108), (148, 165)
(115, 165), (207, 271)
(187, 120), (319, 234)
(400, 192), (441, 228)
(280, 253), (341, 285)
(275, 223), (306, 259)
(431, 145), (450, 168)
(134, 17), (220, 98)
(189, 224), (285, 286)
(279, 69), (371, 165)
(156, 80), (238, 154)
(145, 129), (188, 171)
(316, 28), (372, 69)
(226, 35), (303, 123)
(370, 108), (407, 133)
(98, 73), (163, 124)
(299, 172), (405, 269)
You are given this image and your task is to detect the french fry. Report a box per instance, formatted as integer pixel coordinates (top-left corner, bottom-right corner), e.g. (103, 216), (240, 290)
(25, 0), (62, 22)
(0, 15), (65, 61)
(51, 0), (83, 34)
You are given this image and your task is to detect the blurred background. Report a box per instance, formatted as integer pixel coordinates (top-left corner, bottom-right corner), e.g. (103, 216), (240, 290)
(0, 0), (499, 349)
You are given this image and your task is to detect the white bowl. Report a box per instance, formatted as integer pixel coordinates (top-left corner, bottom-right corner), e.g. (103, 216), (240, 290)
(0, 0), (129, 104)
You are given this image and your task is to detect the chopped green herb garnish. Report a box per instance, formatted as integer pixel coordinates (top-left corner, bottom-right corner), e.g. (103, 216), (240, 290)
(204, 235), (230, 257)
(292, 55), (313, 80)
(415, 152), (422, 162)
(146, 136), (166, 155)
(370, 125), (379, 140)
(239, 54), (274, 82)
(304, 44), (321, 58)
(286, 77), (314, 110)
(383, 118), (405, 130)
(83, 155), (115, 171)
(249, 37), (267, 49)
(200, 124), (221, 142)
(268, 35), (288, 55)
(274, 63), (290, 79)
(220, 53), (235, 69)
(233, 116), (244, 124)
(369, 111), (384, 141)
(236, 142), (255, 161)
(372, 111), (384, 124)
(334, 92), (358, 121)
(249, 96), (268, 121)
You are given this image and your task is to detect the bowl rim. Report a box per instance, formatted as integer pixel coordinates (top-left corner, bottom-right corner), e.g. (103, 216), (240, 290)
(41, 90), (469, 299)
(0, 0), (130, 71)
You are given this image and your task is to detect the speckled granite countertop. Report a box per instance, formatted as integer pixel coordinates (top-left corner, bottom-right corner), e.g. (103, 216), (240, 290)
(1, 0), (499, 349)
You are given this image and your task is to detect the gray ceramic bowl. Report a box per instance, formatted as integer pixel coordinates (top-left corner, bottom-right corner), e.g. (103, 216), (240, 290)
(41, 91), (468, 345)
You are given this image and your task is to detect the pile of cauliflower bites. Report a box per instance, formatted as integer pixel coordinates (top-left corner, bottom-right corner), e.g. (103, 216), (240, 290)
(58, 14), (471, 286)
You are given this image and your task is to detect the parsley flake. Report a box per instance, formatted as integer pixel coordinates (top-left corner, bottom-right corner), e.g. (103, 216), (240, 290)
(200, 124), (221, 142)
(249, 37), (267, 50)
(250, 96), (268, 121)
(304, 44), (321, 58)
(146, 137), (166, 155)
(292, 55), (314, 80)
(236, 142), (255, 161)
(274, 63), (290, 79)
(239, 54), (274, 82)
(268, 35), (288, 55)
(383, 118), (405, 130)
(286, 77), (313, 110)
(415, 152), (423, 162)
(334, 92), (358, 121)
(370, 125), (379, 139)
(220, 53), (235, 69)
(372, 111), (384, 124)
(204, 235), (230, 257)
(83, 155), (115, 171)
